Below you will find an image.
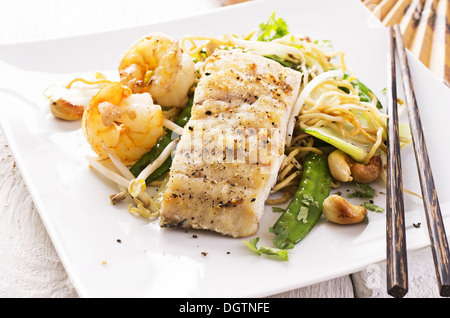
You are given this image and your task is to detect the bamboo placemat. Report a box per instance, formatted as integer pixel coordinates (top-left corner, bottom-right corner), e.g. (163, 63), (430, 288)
(364, 0), (449, 87)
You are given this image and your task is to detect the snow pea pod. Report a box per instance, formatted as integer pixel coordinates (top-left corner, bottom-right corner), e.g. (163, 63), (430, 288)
(129, 97), (193, 183)
(270, 152), (332, 249)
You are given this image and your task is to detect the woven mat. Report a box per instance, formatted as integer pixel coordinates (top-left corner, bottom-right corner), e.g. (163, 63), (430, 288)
(364, 0), (449, 87)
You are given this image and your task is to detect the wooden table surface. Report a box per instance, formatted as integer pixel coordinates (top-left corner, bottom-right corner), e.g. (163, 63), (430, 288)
(0, 0), (446, 298)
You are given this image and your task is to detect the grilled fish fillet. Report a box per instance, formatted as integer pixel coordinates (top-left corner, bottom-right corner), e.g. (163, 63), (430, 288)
(159, 50), (302, 238)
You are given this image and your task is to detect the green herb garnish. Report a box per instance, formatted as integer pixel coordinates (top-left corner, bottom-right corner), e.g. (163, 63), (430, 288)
(244, 237), (289, 261)
(253, 11), (289, 42)
(363, 201), (384, 212)
(348, 183), (376, 198)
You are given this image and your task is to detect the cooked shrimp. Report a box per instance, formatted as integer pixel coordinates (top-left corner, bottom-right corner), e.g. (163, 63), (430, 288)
(155, 51), (195, 108)
(81, 82), (164, 165)
(118, 32), (195, 108)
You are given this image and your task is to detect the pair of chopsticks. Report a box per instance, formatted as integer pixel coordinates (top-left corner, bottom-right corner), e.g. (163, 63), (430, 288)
(386, 25), (450, 298)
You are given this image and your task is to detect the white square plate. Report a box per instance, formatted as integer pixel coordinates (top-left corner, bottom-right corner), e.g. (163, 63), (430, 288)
(1, 0), (449, 297)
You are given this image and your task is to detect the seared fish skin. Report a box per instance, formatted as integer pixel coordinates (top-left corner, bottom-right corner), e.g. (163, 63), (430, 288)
(159, 50), (301, 238)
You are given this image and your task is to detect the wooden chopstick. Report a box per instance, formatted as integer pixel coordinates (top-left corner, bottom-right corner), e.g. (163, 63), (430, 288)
(386, 26), (408, 298)
(393, 24), (450, 297)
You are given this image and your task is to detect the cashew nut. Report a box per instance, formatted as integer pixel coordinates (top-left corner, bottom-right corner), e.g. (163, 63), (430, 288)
(322, 195), (367, 224)
(350, 155), (383, 183)
(50, 98), (85, 121)
(328, 150), (353, 182)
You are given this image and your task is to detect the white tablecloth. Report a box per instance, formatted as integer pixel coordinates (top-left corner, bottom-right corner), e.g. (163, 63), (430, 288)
(0, 0), (443, 298)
